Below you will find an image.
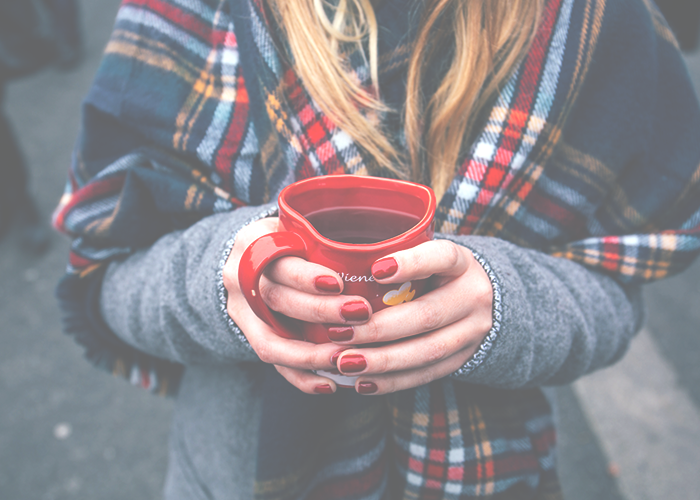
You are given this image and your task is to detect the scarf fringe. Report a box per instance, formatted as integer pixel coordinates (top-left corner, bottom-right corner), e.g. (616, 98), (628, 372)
(56, 271), (184, 397)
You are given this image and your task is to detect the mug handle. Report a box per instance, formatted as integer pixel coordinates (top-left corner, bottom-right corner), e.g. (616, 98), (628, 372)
(237, 231), (308, 339)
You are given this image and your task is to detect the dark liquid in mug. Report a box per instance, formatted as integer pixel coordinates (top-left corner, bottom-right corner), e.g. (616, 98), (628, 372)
(306, 207), (422, 244)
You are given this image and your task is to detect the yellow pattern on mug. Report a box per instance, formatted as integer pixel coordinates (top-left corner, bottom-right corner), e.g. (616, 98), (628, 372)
(383, 282), (416, 306)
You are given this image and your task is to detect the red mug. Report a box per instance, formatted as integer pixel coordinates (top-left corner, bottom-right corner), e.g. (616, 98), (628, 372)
(238, 175), (436, 385)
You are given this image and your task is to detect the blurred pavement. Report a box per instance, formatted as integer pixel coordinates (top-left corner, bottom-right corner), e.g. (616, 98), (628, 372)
(1, 2), (699, 499)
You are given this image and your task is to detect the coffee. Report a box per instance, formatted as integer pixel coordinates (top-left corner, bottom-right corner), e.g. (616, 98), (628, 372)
(306, 207), (422, 244)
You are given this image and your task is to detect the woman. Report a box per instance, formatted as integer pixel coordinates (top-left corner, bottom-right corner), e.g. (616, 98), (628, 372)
(54, 0), (700, 498)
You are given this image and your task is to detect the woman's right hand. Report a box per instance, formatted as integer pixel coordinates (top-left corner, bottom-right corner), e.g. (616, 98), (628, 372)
(222, 217), (373, 394)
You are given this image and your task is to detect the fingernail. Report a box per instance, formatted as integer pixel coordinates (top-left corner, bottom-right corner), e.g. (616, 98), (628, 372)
(330, 349), (346, 365)
(314, 384), (334, 394)
(340, 301), (370, 322)
(328, 326), (354, 342)
(339, 354), (367, 373)
(372, 257), (398, 279)
(357, 381), (378, 394)
(315, 276), (341, 293)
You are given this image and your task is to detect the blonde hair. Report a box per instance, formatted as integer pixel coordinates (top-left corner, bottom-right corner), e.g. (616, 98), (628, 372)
(268, 0), (545, 200)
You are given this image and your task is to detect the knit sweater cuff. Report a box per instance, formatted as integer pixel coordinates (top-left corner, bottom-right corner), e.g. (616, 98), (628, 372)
(216, 204), (279, 349)
(450, 250), (503, 378)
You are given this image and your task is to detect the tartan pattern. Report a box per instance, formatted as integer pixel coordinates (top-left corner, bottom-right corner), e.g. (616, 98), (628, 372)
(252, 376), (559, 500)
(437, 0), (571, 237)
(388, 383), (558, 499)
(276, 68), (369, 179)
(51, 0), (700, 498)
(468, 0), (700, 283)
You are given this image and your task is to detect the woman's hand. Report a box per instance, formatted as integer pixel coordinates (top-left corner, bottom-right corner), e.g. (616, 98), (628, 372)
(222, 217), (373, 394)
(224, 220), (493, 396)
(332, 240), (494, 395)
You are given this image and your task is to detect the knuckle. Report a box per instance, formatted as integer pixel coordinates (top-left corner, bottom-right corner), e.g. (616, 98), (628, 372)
(255, 343), (275, 364)
(269, 257), (308, 289)
(407, 249), (425, 275)
(235, 218), (277, 249)
(226, 301), (241, 322)
(425, 339), (450, 364)
(421, 372), (436, 387)
(417, 302), (442, 331)
(260, 217), (279, 232)
(300, 349), (319, 369)
(288, 262), (308, 288)
(222, 265), (238, 291)
(266, 258), (288, 282)
(261, 282), (282, 310)
(372, 351), (390, 374)
(416, 368), (436, 388)
(312, 298), (327, 324)
(442, 241), (461, 268)
(383, 378), (400, 395)
(377, 380), (399, 394)
(475, 273), (493, 301)
(477, 313), (494, 335)
(235, 225), (255, 248)
(362, 320), (381, 344)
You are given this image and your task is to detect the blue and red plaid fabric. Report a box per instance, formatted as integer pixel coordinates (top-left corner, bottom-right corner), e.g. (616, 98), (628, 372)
(52, 0), (700, 498)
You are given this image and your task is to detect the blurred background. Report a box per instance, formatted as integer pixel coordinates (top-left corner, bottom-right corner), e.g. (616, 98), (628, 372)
(1, 1), (699, 499)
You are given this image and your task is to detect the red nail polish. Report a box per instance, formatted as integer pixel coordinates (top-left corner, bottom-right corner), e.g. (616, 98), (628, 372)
(357, 382), (378, 394)
(314, 384), (334, 394)
(330, 349), (346, 365)
(339, 354), (367, 373)
(315, 276), (341, 293)
(328, 326), (354, 342)
(371, 257), (398, 279)
(340, 301), (370, 322)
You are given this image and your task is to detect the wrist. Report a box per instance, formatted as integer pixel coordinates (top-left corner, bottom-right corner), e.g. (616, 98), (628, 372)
(452, 250), (502, 377)
(217, 205), (279, 347)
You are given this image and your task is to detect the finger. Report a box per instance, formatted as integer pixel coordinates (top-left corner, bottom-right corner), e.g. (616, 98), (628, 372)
(265, 256), (343, 295)
(371, 239), (471, 283)
(340, 267), (492, 344)
(227, 292), (340, 370)
(274, 365), (338, 395)
(259, 274), (372, 325)
(352, 348), (472, 395)
(335, 314), (490, 377)
(234, 217), (279, 249)
(223, 217), (279, 291)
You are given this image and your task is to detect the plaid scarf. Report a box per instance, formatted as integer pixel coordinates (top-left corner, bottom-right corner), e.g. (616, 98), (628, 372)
(53, 0), (700, 498)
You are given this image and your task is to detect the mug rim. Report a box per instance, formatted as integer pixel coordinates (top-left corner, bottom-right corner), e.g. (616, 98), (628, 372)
(278, 174), (436, 251)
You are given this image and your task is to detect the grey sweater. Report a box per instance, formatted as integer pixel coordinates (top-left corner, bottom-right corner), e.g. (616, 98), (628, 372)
(100, 203), (644, 499)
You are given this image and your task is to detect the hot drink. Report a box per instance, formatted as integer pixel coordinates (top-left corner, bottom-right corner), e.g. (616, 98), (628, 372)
(305, 207), (422, 244)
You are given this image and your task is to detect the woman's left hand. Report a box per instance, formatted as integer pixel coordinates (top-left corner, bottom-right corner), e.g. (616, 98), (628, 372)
(333, 239), (494, 395)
